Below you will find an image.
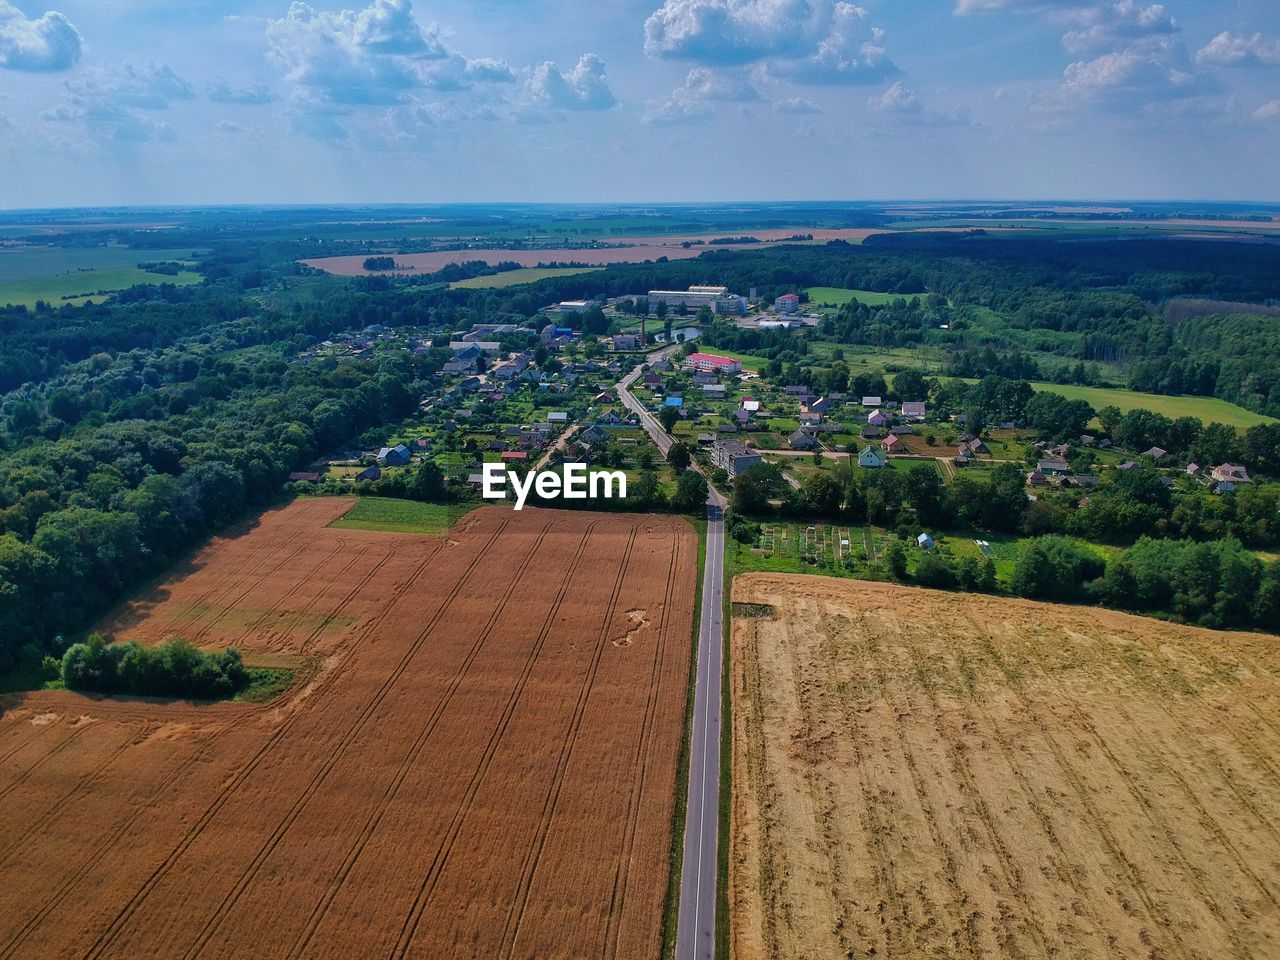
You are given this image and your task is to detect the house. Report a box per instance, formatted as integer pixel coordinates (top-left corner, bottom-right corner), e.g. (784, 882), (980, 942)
(692, 372), (719, 386)
(917, 533), (935, 549)
(593, 390), (616, 405)
(489, 440), (509, 452)
(467, 473), (485, 490)
(859, 426), (882, 441)
(1027, 469), (1048, 487)
(790, 430), (818, 450)
(501, 451), (529, 463)
(492, 354), (531, 380)
(882, 434), (901, 453)
(710, 440), (762, 478)
(890, 424), (916, 436)
(702, 383), (727, 397)
(579, 426), (607, 446)
(868, 409), (891, 428)
(857, 446), (886, 469)
(612, 334), (640, 351)
(598, 411), (624, 425)
(1143, 446), (1168, 462)
(1037, 458), (1070, 475)
(741, 398), (761, 412)
(355, 465), (382, 482)
(697, 433), (716, 445)
(784, 385), (811, 396)
(287, 472), (320, 483)
(547, 411), (569, 424)
(642, 373), (663, 388)
(954, 449), (972, 467)
(1116, 460), (1139, 471)
(734, 410), (752, 425)
(798, 412), (824, 426)
(862, 396), (882, 407)
(1211, 464), (1253, 485)
(1080, 434), (1096, 446)
(683, 352), (743, 374)
(806, 396), (832, 414)
(378, 444), (412, 466)
(901, 401), (927, 421)
(1186, 462), (1202, 476)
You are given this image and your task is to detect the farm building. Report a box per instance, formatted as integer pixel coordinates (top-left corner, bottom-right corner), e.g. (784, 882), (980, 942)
(917, 533), (935, 549)
(378, 444), (412, 466)
(355, 465), (381, 481)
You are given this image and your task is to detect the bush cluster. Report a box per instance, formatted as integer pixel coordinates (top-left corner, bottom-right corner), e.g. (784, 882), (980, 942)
(60, 635), (249, 699)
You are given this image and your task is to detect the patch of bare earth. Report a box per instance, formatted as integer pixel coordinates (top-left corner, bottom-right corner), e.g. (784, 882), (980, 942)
(731, 573), (1280, 960)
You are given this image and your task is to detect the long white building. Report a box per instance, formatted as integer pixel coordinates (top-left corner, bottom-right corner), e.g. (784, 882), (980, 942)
(646, 286), (747, 316)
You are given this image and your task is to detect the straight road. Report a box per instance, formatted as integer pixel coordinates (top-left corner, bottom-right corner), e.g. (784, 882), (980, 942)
(675, 493), (725, 960)
(615, 348), (728, 960)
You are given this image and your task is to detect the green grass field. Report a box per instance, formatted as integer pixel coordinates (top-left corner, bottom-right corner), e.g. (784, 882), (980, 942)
(805, 286), (928, 308)
(1027, 382), (1275, 429)
(0, 266), (202, 308)
(449, 267), (602, 289)
(326, 497), (473, 534)
(0, 245), (199, 284)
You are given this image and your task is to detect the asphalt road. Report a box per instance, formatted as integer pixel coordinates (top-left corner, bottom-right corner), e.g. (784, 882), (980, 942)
(675, 494), (725, 960)
(615, 348), (728, 960)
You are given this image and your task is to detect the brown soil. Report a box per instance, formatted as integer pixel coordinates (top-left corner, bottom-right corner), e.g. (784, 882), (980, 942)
(730, 573), (1280, 960)
(0, 498), (697, 960)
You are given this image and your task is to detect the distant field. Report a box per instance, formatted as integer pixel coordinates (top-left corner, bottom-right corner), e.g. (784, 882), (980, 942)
(1027, 381), (1275, 428)
(0, 245), (198, 284)
(0, 265), (201, 308)
(326, 496), (472, 534)
(449, 266), (602, 289)
(732, 574), (1280, 960)
(877, 371), (1275, 429)
(805, 286), (926, 308)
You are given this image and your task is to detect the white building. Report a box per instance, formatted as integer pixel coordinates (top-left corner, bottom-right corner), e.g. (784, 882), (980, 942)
(710, 440), (762, 478)
(647, 286), (747, 316)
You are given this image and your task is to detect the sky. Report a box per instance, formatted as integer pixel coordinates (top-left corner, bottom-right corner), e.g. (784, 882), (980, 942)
(0, 0), (1278, 207)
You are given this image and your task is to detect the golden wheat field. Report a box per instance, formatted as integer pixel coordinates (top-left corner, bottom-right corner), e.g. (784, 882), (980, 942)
(731, 573), (1280, 960)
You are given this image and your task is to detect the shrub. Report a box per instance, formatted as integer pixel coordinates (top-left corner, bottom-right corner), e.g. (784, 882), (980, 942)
(61, 635), (249, 699)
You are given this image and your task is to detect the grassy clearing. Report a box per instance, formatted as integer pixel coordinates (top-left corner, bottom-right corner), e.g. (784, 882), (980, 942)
(326, 497), (472, 534)
(0, 267), (201, 308)
(449, 267), (602, 289)
(806, 286), (927, 308)
(234, 666), (296, 703)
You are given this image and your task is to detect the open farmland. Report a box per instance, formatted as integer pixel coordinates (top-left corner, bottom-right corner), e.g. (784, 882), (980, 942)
(0, 497), (697, 960)
(731, 573), (1280, 960)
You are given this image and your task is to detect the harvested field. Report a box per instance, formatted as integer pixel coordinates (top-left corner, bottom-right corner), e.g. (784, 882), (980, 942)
(731, 573), (1280, 960)
(0, 498), (697, 960)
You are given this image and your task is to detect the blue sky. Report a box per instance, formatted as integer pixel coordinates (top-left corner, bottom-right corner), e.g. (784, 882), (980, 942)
(1, 0), (1278, 206)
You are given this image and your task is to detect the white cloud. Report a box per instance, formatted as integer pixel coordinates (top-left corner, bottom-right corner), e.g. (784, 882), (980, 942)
(267, 0), (447, 106)
(1255, 99), (1280, 121)
(208, 81), (276, 105)
(42, 62), (195, 142)
(869, 80), (972, 126)
(0, 1), (81, 72)
(773, 96), (820, 113)
(1045, 36), (1220, 113)
(1196, 32), (1280, 68)
(644, 0), (897, 85)
(216, 119), (246, 133)
(870, 81), (920, 113)
(645, 66), (757, 123)
(527, 53), (617, 111)
(1061, 2), (1177, 56)
(954, 0), (1080, 12)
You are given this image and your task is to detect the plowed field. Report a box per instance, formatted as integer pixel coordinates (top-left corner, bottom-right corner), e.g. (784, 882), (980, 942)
(0, 498), (697, 960)
(731, 574), (1280, 960)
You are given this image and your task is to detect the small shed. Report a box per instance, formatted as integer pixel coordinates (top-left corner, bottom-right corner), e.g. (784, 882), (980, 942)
(917, 533), (935, 549)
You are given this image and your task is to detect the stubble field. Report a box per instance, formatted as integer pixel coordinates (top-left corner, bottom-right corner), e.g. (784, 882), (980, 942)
(731, 573), (1280, 960)
(0, 498), (697, 960)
